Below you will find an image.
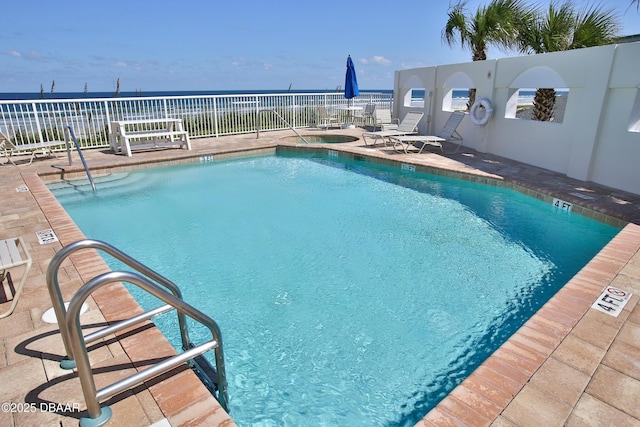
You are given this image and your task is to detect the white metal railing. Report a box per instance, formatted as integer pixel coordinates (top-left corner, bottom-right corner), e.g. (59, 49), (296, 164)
(0, 92), (392, 151)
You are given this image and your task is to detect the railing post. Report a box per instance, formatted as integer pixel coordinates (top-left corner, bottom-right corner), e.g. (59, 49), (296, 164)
(103, 100), (112, 134)
(254, 95), (260, 132)
(290, 94), (296, 128)
(213, 95), (219, 137)
(32, 102), (45, 144)
(256, 110), (261, 139)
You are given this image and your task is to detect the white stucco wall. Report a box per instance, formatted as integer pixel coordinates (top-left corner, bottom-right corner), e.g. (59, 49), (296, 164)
(394, 42), (640, 196)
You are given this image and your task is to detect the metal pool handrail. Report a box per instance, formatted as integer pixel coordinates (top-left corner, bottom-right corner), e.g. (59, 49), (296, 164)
(45, 239), (228, 425)
(257, 108), (309, 143)
(64, 125), (96, 192)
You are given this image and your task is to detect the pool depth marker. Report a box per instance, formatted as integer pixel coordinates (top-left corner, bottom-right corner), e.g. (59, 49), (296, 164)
(591, 286), (632, 317)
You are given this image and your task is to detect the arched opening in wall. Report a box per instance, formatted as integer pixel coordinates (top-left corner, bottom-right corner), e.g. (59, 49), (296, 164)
(400, 76), (425, 108)
(406, 89), (425, 107)
(628, 87), (640, 132)
(506, 66), (569, 123)
(443, 88), (472, 111)
(401, 75), (426, 108)
(506, 87), (570, 122)
(442, 72), (474, 112)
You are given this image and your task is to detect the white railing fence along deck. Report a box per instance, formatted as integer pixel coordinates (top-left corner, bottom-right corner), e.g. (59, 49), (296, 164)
(0, 92), (392, 151)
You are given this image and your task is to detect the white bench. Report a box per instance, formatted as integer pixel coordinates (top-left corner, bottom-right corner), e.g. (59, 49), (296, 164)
(110, 119), (191, 157)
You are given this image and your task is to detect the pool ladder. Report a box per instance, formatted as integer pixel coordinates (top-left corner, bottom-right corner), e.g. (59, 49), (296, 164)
(46, 239), (229, 427)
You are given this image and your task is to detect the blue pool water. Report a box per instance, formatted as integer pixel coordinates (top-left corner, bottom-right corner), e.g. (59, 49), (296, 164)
(51, 154), (620, 426)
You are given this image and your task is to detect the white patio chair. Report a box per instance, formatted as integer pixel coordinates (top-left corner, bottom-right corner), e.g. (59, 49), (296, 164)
(1, 130), (63, 165)
(372, 109), (399, 131)
(0, 237), (32, 318)
(361, 111), (424, 147)
(317, 106), (341, 129)
(390, 112), (465, 154)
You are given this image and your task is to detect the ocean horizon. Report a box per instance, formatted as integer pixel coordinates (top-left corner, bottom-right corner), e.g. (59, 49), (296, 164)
(0, 88), (539, 109)
(0, 89), (394, 101)
(0, 88), (493, 102)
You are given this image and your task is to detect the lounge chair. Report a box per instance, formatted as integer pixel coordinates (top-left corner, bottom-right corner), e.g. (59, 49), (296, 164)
(1, 130), (64, 165)
(361, 111), (424, 147)
(0, 237), (32, 318)
(372, 109), (399, 131)
(390, 111), (465, 154)
(356, 103), (376, 126)
(317, 106), (341, 129)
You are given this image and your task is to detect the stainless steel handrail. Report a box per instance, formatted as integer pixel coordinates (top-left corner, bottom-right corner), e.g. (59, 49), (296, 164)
(64, 126), (96, 192)
(46, 239), (191, 366)
(45, 239), (229, 425)
(256, 108), (309, 143)
(66, 270), (228, 424)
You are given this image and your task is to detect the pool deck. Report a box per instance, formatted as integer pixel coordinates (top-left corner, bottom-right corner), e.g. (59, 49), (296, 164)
(0, 128), (638, 427)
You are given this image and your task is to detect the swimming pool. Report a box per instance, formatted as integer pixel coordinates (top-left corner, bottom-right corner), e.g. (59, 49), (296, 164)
(51, 153), (620, 426)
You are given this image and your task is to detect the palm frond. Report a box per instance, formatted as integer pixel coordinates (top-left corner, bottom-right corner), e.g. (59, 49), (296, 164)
(571, 4), (619, 48)
(443, 0), (535, 61)
(443, 2), (471, 48)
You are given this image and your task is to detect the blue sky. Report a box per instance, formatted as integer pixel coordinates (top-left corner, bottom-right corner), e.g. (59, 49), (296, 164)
(1, 0), (639, 93)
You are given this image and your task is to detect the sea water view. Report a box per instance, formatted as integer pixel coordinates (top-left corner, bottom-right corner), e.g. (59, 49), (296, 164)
(0, 89), (392, 101)
(0, 89), (535, 105)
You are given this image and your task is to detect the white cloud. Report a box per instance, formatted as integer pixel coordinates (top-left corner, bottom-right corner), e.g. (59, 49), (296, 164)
(231, 57), (248, 68)
(4, 50), (22, 57)
(26, 51), (44, 60)
(114, 61), (128, 67)
(358, 56), (392, 66)
(372, 56), (391, 66)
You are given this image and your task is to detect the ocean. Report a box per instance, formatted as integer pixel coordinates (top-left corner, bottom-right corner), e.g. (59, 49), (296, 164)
(0, 89), (392, 101)
(0, 88), (541, 114)
(0, 89), (543, 102)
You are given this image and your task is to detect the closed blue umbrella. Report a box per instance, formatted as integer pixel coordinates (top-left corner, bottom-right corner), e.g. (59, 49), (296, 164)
(344, 55), (359, 126)
(345, 55), (359, 99)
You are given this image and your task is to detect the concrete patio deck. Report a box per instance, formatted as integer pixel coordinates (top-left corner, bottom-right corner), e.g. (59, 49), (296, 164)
(0, 128), (638, 426)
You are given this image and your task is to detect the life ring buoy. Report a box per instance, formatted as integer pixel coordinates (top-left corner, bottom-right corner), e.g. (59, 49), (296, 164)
(470, 98), (493, 126)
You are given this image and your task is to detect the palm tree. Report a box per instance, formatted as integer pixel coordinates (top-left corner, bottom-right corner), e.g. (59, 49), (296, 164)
(518, 1), (619, 121)
(443, 0), (533, 108)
